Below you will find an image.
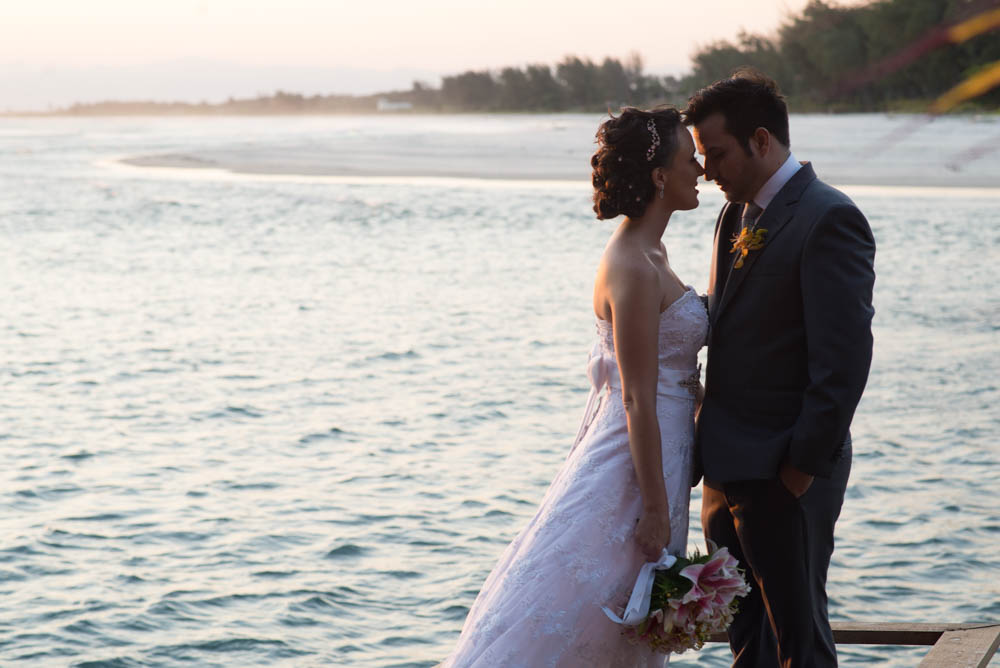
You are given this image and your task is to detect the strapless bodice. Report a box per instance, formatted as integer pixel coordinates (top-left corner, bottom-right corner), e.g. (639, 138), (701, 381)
(594, 287), (708, 374)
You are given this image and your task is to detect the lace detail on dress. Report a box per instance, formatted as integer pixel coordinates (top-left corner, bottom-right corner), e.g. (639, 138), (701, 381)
(596, 288), (707, 368)
(443, 287), (709, 668)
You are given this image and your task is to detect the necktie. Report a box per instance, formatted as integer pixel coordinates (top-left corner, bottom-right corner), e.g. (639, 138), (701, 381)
(741, 201), (763, 231)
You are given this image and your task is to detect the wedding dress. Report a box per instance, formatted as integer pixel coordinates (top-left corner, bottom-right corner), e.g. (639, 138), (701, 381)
(443, 287), (708, 668)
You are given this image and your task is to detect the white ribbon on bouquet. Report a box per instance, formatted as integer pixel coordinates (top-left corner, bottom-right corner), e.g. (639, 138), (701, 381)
(602, 549), (677, 626)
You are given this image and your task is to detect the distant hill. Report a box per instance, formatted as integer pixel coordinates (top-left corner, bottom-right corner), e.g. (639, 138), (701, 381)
(0, 60), (439, 114)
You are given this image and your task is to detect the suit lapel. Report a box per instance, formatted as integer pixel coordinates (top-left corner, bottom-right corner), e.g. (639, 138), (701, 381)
(714, 163), (817, 321)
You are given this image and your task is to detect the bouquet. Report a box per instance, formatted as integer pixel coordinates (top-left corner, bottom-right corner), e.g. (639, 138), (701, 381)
(602, 542), (751, 654)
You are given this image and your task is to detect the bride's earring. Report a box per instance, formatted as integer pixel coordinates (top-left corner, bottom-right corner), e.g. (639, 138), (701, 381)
(658, 184), (665, 200)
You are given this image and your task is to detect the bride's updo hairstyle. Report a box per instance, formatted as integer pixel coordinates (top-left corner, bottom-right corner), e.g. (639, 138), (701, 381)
(591, 106), (682, 220)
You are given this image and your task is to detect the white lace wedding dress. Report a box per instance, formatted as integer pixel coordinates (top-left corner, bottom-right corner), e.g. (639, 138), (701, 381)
(443, 288), (708, 668)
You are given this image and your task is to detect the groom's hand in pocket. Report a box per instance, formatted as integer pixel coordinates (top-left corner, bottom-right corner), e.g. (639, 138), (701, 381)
(779, 461), (814, 498)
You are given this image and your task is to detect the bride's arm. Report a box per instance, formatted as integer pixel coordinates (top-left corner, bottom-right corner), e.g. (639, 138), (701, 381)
(608, 262), (670, 561)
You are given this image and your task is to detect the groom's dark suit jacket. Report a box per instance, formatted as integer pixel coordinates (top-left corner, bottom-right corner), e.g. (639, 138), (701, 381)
(696, 163), (875, 482)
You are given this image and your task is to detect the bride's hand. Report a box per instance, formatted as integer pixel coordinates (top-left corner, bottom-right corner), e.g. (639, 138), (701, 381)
(635, 508), (671, 561)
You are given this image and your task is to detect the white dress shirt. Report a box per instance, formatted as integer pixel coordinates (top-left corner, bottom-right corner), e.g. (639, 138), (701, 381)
(752, 152), (802, 215)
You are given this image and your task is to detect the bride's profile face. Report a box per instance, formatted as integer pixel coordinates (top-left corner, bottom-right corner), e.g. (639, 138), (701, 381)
(661, 127), (704, 212)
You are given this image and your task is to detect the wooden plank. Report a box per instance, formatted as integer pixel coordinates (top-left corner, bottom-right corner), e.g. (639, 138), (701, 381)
(708, 622), (999, 646)
(918, 625), (1000, 668)
(830, 622), (982, 646)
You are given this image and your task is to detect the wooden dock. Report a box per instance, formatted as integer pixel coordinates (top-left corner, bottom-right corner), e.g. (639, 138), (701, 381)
(434, 622), (1000, 668)
(436, 622), (999, 666)
(705, 622), (1000, 666)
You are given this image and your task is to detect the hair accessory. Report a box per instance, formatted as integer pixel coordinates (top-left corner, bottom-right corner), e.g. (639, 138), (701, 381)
(645, 119), (661, 161)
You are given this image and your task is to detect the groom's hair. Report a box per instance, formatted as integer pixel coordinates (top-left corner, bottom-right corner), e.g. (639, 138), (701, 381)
(683, 69), (790, 155)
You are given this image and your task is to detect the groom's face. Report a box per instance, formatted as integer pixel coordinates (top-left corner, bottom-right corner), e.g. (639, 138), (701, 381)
(693, 112), (761, 204)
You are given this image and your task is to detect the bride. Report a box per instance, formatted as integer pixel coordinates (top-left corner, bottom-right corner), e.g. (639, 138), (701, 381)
(443, 107), (707, 667)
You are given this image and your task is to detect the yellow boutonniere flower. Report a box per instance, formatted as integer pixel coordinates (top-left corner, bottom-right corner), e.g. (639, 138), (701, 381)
(730, 227), (768, 269)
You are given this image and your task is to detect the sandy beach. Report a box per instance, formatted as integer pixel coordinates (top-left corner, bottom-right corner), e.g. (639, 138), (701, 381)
(115, 113), (1000, 189)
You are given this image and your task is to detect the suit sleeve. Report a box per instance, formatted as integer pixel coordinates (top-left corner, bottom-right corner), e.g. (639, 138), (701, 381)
(788, 203), (876, 477)
(707, 203), (739, 318)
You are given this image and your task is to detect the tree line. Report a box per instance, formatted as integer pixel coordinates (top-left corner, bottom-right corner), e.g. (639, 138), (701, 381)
(406, 0), (1000, 113)
(428, 54), (682, 111)
(687, 0), (1000, 111)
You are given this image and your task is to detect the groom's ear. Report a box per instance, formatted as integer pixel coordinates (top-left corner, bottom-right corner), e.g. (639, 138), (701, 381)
(750, 127), (771, 157)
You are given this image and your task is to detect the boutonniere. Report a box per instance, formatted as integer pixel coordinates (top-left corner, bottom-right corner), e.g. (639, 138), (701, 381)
(730, 227), (768, 269)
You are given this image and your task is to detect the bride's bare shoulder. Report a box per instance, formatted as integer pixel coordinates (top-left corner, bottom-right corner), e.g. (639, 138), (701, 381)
(594, 236), (662, 320)
(600, 235), (659, 284)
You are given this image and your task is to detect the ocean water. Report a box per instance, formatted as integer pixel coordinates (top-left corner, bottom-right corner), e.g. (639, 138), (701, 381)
(0, 114), (998, 667)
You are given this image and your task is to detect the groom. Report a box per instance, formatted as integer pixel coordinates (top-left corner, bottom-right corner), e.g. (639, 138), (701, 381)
(685, 71), (875, 667)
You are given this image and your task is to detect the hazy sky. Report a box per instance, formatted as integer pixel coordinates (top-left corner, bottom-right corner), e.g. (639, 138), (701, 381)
(1, 0), (816, 109)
